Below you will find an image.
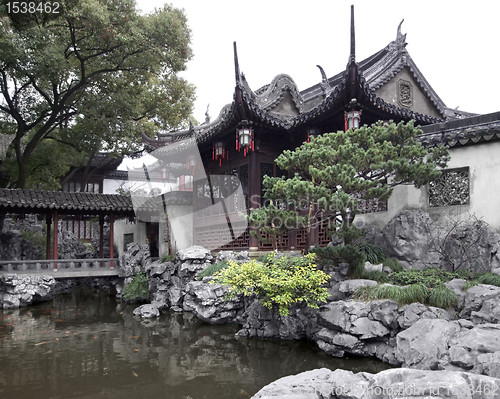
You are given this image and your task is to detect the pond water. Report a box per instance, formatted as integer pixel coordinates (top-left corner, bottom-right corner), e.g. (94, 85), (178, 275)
(0, 289), (393, 399)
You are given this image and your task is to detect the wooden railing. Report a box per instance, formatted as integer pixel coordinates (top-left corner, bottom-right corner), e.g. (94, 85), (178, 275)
(0, 258), (119, 276)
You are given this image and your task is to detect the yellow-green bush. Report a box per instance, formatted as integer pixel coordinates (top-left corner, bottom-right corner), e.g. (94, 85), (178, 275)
(210, 253), (330, 316)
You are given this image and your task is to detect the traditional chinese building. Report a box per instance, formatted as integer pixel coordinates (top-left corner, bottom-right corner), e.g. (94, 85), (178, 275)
(140, 6), (489, 253)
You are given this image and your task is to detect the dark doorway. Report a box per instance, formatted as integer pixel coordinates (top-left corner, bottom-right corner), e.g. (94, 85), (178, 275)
(146, 222), (159, 258)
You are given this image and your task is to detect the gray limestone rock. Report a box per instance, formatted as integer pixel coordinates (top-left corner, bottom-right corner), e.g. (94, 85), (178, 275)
(177, 245), (212, 261)
(133, 303), (160, 318)
(382, 210), (440, 269)
(182, 281), (245, 324)
(396, 318), (461, 370)
(460, 284), (500, 323)
(1, 274), (56, 309)
(250, 367), (500, 399)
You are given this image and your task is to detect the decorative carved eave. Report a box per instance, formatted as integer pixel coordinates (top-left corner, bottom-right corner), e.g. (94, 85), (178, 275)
(417, 112), (500, 147)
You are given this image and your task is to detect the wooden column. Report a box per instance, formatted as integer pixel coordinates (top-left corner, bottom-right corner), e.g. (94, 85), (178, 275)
(248, 150), (259, 251)
(52, 211), (58, 270)
(99, 215), (104, 258)
(45, 214), (52, 260)
(109, 212), (115, 268)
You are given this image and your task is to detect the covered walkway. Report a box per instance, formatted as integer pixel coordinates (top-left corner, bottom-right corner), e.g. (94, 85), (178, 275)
(0, 188), (151, 274)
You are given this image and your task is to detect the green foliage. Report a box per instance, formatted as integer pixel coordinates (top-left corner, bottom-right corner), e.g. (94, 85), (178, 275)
(197, 261), (230, 280)
(361, 270), (390, 283)
(427, 285), (459, 309)
(0, 0), (196, 188)
(353, 283), (430, 306)
(160, 254), (176, 263)
(250, 121), (449, 246)
(353, 282), (459, 309)
(354, 267), (461, 309)
(389, 268), (459, 288)
(462, 273), (500, 291)
(383, 258), (404, 273)
(355, 242), (386, 264)
(122, 272), (149, 302)
(210, 253), (330, 316)
(310, 244), (366, 278)
(20, 230), (46, 258)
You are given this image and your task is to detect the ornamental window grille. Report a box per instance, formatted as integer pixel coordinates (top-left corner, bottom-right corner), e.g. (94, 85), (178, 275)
(429, 167), (470, 207)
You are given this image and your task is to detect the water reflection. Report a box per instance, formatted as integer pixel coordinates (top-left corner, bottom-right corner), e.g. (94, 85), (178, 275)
(0, 289), (392, 399)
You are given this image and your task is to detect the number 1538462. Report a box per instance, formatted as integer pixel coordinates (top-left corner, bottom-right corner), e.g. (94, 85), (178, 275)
(6, 2), (61, 14)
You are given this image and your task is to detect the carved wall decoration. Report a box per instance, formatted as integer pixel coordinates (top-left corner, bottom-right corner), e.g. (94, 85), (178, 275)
(398, 79), (413, 109)
(428, 168), (470, 207)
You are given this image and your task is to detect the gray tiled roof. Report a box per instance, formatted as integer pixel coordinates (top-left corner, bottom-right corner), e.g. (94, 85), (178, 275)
(0, 189), (192, 216)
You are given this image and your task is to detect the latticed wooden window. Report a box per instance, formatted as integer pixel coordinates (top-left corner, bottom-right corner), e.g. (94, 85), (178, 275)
(429, 167), (470, 207)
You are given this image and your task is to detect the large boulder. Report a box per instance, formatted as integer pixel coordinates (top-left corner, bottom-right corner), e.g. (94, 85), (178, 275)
(183, 281), (245, 324)
(396, 318), (461, 370)
(133, 303), (160, 318)
(460, 284), (500, 323)
(236, 301), (319, 340)
(118, 242), (151, 278)
(441, 219), (500, 273)
(250, 367), (500, 399)
(1, 274), (56, 309)
(396, 318), (500, 377)
(0, 231), (38, 261)
(382, 210), (440, 269)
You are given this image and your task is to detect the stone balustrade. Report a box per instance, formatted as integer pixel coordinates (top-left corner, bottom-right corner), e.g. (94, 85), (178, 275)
(0, 258), (119, 278)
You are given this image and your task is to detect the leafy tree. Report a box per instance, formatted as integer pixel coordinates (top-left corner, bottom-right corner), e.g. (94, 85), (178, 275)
(250, 121), (449, 248)
(0, 0), (195, 188)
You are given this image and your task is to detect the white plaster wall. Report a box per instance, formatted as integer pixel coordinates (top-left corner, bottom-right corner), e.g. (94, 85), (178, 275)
(355, 141), (500, 232)
(167, 205), (193, 251)
(375, 67), (442, 120)
(113, 219), (147, 257)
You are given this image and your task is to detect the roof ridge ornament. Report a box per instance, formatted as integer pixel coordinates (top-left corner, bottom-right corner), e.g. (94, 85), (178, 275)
(349, 4), (356, 63)
(233, 41), (241, 84)
(316, 65), (332, 97)
(396, 19), (408, 51)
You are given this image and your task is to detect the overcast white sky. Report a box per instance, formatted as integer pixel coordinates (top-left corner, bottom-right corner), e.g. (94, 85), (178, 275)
(122, 0), (499, 172)
(136, 0), (500, 122)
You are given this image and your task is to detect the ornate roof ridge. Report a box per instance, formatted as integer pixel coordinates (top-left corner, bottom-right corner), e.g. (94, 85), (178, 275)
(252, 74), (304, 113)
(418, 112), (500, 147)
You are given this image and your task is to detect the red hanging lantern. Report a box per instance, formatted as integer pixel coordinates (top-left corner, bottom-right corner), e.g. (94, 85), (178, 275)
(186, 154), (197, 174)
(345, 99), (362, 131)
(212, 141), (228, 166)
(236, 122), (254, 156)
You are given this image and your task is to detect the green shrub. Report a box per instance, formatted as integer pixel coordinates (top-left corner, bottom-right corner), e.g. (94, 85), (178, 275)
(383, 258), (404, 273)
(353, 280), (459, 309)
(122, 272), (149, 302)
(310, 244), (366, 278)
(197, 261), (230, 280)
(361, 270), (389, 283)
(20, 230), (46, 258)
(210, 253), (330, 316)
(355, 242), (386, 264)
(427, 285), (459, 309)
(452, 268), (477, 281)
(462, 272), (500, 291)
(160, 254), (176, 263)
(353, 283), (434, 307)
(389, 268), (457, 289)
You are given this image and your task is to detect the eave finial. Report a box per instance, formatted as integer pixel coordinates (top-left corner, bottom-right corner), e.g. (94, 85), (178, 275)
(316, 65), (332, 97)
(396, 19), (407, 50)
(349, 4), (356, 63)
(233, 41), (241, 84)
